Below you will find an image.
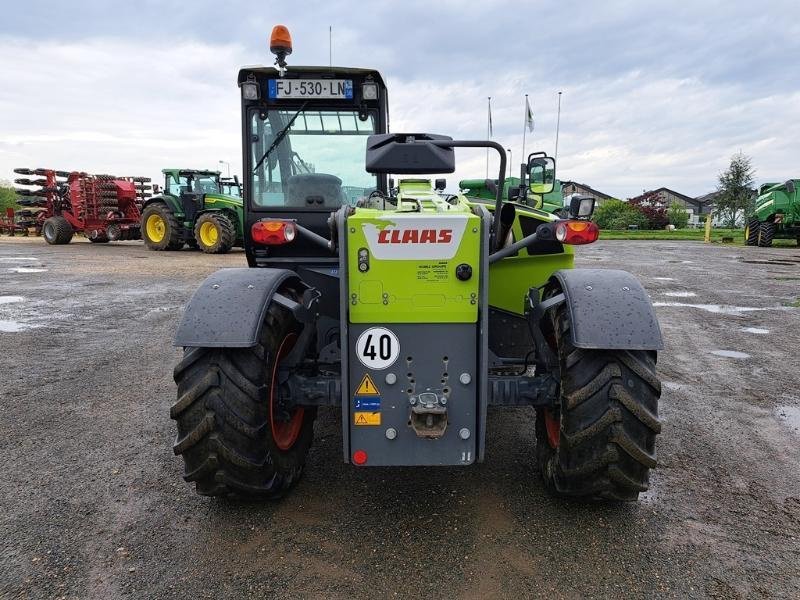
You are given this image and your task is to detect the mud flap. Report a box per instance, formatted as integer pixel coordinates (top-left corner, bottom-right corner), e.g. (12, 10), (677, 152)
(550, 268), (663, 350)
(174, 267), (303, 348)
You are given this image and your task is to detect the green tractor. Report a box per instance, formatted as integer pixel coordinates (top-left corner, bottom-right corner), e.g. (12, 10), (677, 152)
(141, 169), (244, 253)
(460, 176), (567, 216)
(170, 27), (663, 502)
(745, 180), (800, 247)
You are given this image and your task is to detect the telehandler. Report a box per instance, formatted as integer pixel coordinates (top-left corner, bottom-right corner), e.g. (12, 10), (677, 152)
(171, 26), (663, 501)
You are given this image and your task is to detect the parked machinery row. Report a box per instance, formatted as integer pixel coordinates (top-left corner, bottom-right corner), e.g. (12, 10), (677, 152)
(12, 168), (151, 244)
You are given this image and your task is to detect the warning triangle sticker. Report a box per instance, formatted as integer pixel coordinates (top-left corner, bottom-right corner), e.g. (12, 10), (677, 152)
(355, 413), (369, 424)
(355, 374), (380, 396)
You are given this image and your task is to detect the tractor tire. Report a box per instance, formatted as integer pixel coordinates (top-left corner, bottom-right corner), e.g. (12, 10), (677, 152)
(744, 219), (760, 246)
(141, 203), (183, 250)
(757, 221), (775, 247)
(536, 306), (662, 501)
(171, 289), (316, 498)
(194, 212), (235, 254)
(42, 216), (74, 245)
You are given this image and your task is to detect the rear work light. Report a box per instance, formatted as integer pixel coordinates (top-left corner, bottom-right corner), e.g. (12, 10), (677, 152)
(251, 220), (297, 245)
(555, 220), (600, 245)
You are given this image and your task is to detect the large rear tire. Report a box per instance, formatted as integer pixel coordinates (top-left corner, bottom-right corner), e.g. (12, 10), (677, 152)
(194, 212), (235, 254)
(141, 203), (183, 250)
(171, 291), (315, 498)
(536, 307), (662, 501)
(757, 221), (775, 247)
(745, 219), (760, 246)
(42, 216), (73, 245)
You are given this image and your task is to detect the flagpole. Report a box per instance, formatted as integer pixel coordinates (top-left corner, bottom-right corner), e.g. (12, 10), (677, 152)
(522, 93), (529, 166)
(555, 91), (562, 161)
(486, 96), (491, 179)
(329, 26), (332, 66)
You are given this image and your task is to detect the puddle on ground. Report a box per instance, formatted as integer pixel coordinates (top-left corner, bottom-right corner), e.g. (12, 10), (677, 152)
(7, 267), (48, 273)
(653, 277), (676, 281)
(742, 327), (769, 334)
(652, 302), (782, 316)
(0, 320), (32, 332)
(663, 291), (697, 297)
(710, 350), (750, 359)
(776, 406), (800, 433)
(0, 257), (39, 262)
(663, 381), (688, 390)
(0, 296), (24, 305)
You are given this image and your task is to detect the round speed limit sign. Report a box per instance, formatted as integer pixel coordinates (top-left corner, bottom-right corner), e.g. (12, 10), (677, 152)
(355, 327), (400, 370)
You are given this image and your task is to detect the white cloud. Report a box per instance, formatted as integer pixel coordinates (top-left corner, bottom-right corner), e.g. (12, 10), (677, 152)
(0, 37), (248, 182)
(3, 4), (800, 201)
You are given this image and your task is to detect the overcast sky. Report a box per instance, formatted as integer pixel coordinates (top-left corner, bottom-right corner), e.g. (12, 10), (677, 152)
(2, 0), (799, 198)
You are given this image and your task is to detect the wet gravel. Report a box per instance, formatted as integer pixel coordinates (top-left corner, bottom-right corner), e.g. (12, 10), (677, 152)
(1, 237), (799, 599)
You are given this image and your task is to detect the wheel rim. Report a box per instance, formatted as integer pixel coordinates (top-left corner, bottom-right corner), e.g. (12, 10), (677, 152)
(744, 224), (749, 240)
(198, 221), (218, 247)
(544, 409), (560, 448)
(44, 222), (54, 240)
(269, 332), (305, 451)
(146, 214), (166, 242)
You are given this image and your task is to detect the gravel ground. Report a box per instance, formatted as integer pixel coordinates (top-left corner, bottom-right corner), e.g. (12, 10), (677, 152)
(1, 237), (799, 599)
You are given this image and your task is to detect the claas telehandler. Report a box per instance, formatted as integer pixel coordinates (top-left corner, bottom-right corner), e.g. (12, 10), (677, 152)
(171, 26), (663, 501)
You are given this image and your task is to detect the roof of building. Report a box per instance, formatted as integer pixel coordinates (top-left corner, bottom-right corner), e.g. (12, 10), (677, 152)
(560, 180), (614, 200)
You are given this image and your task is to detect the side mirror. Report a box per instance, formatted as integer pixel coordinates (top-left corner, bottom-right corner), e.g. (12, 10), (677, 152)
(152, 184), (160, 194)
(527, 156), (555, 195)
(434, 178), (446, 191)
(569, 194), (596, 219)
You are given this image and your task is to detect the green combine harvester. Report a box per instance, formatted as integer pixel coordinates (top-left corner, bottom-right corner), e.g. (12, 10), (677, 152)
(746, 180), (800, 246)
(141, 169), (244, 253)
(169, 26), (663, 503)
(460, 177), (566, 215)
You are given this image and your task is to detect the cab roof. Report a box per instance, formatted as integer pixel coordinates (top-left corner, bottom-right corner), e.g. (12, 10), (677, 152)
(237, 65), (386, 88)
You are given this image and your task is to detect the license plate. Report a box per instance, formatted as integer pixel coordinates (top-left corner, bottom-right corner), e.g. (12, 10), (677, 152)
(268, 79), (353, 99)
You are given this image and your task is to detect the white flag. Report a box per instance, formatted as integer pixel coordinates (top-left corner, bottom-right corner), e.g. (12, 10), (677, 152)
(525, 97), (534, 133)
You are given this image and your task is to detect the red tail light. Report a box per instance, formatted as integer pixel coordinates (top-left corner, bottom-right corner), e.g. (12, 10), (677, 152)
(251, 220), (297, 245)
(352, 450), (368, 465)
(555, 220), (599, 245)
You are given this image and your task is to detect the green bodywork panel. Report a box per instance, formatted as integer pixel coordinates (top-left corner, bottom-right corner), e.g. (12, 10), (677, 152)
(754, 180), (800, 227)
(481, 200), (574, 313)
(347, 179), (574, 323)
(460, 177), (564, 214)
(348, 180), (481, 323)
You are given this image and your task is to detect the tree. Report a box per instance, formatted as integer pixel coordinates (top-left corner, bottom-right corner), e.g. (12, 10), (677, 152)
(0, 180), (18, 212)
(628, 191), (669, 229)
(593, 199), (649, 230)
(716, 152), (755, 228)
(667, 201), (690, 228)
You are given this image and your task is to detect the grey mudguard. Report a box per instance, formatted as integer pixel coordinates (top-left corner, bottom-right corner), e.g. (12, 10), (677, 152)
(174, 268), (299, 348)
(551, 268), (664, 350)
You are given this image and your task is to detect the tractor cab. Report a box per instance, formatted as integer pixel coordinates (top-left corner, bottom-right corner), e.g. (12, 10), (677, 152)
(162, 169), (223, 222)
(220, 176), (242, 198)
(238, 62), (389, 265)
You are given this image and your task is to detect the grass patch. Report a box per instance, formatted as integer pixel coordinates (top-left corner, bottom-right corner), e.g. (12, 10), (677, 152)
(785, 298), (800, 308)
(599, 228), (741, 242)
(599, 228), (798, 245)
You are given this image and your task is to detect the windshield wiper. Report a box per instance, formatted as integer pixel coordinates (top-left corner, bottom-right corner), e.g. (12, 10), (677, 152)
(252, 102), (308, 173)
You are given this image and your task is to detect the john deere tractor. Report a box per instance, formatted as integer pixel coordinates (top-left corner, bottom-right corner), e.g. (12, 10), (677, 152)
(745, 180), (800, 247)
(171, 26), (663, 502)
(460, 176), (567, 215)
(141, 169), (243, 253)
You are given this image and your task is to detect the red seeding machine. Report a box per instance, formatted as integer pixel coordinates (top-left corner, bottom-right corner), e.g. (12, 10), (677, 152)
(13, 168), (152, 244)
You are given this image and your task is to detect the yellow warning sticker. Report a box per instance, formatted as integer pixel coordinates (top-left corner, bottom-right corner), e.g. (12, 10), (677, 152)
(355, 373), (381, 396)
(354, 411), (381, 426)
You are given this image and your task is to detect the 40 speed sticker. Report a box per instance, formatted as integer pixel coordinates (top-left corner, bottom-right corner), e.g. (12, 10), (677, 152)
(355, 327), (399, 370)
